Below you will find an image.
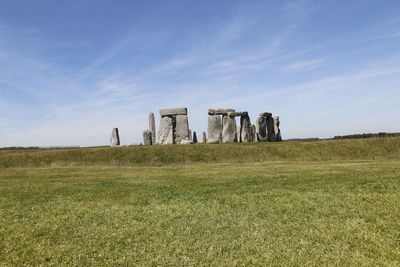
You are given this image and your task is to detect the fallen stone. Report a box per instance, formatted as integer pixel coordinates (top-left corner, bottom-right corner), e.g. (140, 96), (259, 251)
(180, 139), (193, 145)
(273, 116), (282, 142)
(175, 114), (189, 144)
(149, 112), (156, 144)
(143, 129), (152, 145)
(110, 128), (120, 147)
(160, 107), (187, 117)
(207, 115), (222, 143)
(240, 115), (253, 142)
(158, 116), (174, 144)
(222, 115), (236, 143)
(208, 108), (235, 115)
(259, 112), (272, 117)
(256, 116), (268, 142)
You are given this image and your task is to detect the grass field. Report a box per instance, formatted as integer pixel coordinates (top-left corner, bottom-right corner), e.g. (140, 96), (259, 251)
(1, 138), (400, 265)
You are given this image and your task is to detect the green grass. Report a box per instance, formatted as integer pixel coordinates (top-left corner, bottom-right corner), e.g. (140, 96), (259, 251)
(1, 138), (400, 265)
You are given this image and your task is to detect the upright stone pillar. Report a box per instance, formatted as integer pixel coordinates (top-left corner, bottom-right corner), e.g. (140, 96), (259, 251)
(240, 114), (253, 142)
(251, 124), (257, 142)
(256, 116), (268, 142)
(236, 125), (241, 142)
(273, 116), (282, 141)
(143, 129), (152, 145)
(267, 115), (276, 142)
(222, 115), (236, 143)
(202, 132), (207, 143)
(149, 112), (156, 144)
(175, 115), (189, 144)
(193, 131), (197, 143)
(207, 115), (222, 143)
(110, 128), (120, 147)
(158, 116), (174, 144)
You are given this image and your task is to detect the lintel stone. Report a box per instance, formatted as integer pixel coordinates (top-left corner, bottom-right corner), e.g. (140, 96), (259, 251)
(208, 108), (235, 115)
(160, 107), (187, 117)
(259, 112), (272, 117)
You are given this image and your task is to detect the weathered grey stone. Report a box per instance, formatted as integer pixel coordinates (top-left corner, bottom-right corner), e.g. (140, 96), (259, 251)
(251, 124), (257, 142)
(259, 112), (272, 117)
(222, 115), (236, 143)
(160, 107), (187, 117)
(236, 125), (241, 142)
(238, 111), (248, 116)
(110, 128), (120, 147)
(273, 116), (282, 142)
(158, 116), (174, 144)
(188, 129), (192, 141)
(207, 115), (222, 143)
(180, 139), (193, 145)
(256, 116), (268, 142)
(193, 131), (198, 143)
(149, 112), (156, 144)
(267, 116), (276, 142)
(227, 112), (242, 117)
(175, 115), (189, 144)
(143, 129), (152, 145)
(240, 115), (253, 142)
(202, 132), (207, 143)
(208, 108), (235, 115)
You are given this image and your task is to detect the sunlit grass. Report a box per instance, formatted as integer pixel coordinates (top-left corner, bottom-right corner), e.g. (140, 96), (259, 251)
(0, 139), (399, 265)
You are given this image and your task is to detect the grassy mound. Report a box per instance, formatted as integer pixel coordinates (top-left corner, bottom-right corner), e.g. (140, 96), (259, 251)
(1, 137), (400, 167)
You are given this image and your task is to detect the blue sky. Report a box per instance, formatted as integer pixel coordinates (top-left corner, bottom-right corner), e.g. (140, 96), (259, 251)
(1, 0), (400, 147)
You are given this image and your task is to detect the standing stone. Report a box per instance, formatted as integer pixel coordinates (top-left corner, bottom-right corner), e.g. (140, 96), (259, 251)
(240, 115), (253, 142)
(267, 116), (276, 142)
(110, 128), (120, 147)
(149, 112), (156, 144)
(143, 129), (152, 145)
(158, 116), (174, 144)
(273, 116), (282, 142)
(256, 116), (268, 142)
(202, 132), (207, 143)
(175, 115), (189, 144)
(207, 115), (222, 143)
(236, 125), (241, 142)
(251, 124), (257, 142)
(188, 129), (192, 141)
(193, 131), (198, 143)
(222, 115), (236, 143)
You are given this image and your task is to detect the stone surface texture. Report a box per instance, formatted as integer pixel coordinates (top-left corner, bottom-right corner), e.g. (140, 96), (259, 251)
(222, 115), (236, 143)
(267, 116), (276, 142)
(259, 112), (272, 117)
(149, 112), (156, 144)
(174, 114), (189, 144)
(236, 125), (241, 142)
(110, 128), (120, 147)
(143, 129), (152, 145)
(158, 116), (174, 144)
(160, 107), (187, 117)
(273, 116), (282, 141)
(193, 131), (197, 143)
(207, 115), (222, 143)
(240, 115), (253, 142)
(251, 124), (257, 142)
(256, 116), (268, 142)
(202, 132), (207, 143)
(208, 108), (235, 115)
(179, 139), (193, 145)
